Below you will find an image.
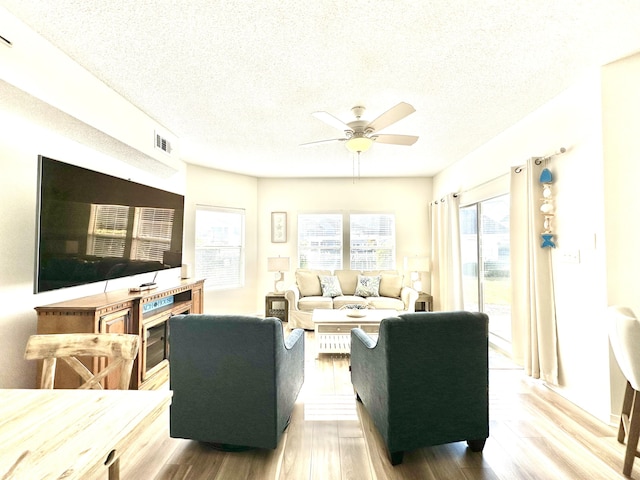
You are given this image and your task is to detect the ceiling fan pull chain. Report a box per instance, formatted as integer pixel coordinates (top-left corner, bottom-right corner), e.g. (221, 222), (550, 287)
(352, 154), (356, 184)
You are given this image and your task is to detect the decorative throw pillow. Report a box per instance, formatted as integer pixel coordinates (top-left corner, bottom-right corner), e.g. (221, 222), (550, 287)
(319, 275), (343, 298)
(296, 269), (329, 297)
(334, 269), (360, 295)
(354, 275), (381, 297)
(379, 272), (403, 298)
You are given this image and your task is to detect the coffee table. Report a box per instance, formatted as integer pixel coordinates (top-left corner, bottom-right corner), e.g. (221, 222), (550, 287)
(312, 308), (398, 355)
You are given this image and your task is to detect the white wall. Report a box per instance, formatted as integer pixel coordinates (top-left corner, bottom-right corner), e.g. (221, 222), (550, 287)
(256, 177), (433, 307)
(434, 72), (612, 422)
(602, 51), (640, 418)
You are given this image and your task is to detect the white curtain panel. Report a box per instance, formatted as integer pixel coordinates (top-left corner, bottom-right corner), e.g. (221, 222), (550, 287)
(429, 193), (463, 312)
(510, 159), (559, 384)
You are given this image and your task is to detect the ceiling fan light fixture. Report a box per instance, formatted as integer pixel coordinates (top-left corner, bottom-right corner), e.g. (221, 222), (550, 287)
(345, 136), (373, 153)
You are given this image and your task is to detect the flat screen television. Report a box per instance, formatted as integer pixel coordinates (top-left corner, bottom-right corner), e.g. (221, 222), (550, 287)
(35, 156), (184, 293)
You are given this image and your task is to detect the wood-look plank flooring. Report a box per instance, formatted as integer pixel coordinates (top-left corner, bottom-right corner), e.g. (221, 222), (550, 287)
(124, 331), (636, 480)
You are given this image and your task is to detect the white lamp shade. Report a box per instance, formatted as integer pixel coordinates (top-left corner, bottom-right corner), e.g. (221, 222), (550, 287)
(404, 255), (429, 293)
(267, 256), (290, 272)
(404, 256), (430, 273)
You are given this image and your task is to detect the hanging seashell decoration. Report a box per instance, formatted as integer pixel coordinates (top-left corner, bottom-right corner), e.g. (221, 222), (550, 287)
(539, 167), (555, 248)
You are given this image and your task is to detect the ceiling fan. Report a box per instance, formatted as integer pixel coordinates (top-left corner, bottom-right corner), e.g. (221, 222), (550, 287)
(301, 102), (419, 153)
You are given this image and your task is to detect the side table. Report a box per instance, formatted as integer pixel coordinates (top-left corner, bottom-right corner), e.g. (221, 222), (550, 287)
(265, 292), (288, 322)
(415, 292), (433, 312)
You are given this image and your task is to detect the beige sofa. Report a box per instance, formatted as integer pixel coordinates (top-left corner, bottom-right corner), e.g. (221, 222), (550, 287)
(284, 269), (418, 329)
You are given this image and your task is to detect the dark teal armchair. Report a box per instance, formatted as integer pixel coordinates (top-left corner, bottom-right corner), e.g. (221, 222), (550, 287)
(169, 314), (304, 449)
(350, 311), (489, 465)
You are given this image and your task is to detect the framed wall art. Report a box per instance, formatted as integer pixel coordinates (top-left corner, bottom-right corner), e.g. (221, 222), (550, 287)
(271, 212), (287, 243)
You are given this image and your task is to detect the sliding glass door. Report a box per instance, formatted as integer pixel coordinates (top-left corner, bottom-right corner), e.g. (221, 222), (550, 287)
(460, 195), (511, 347)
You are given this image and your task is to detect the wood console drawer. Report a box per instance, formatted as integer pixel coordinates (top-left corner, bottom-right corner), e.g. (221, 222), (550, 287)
(317, 323), (353, 334)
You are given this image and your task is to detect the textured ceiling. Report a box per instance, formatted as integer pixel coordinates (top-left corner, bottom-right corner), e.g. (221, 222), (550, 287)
(3, 1), (640, 178)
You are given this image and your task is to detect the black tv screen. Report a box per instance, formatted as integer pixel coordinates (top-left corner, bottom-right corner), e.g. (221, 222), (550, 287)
(35, 156), (184, 293)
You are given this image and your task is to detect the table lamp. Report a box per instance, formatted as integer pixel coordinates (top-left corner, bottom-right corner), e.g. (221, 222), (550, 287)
(404, 255), (430, 292)
(267, 256), (290, 293)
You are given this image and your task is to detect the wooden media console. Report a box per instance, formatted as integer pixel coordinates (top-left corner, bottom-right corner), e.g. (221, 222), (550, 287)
(35, 279), (204, 390)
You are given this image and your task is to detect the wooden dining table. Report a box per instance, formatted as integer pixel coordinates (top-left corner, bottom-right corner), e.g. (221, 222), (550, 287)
(0, 388), (172, 479)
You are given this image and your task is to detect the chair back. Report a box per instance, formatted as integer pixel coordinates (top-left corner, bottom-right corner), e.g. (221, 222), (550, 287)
(350, 310), (489, 462)
(608, 306), (640, 391)
(25, 333), (140, 389)
(384, 311), (488, 373)
(169, 314), (305, 449)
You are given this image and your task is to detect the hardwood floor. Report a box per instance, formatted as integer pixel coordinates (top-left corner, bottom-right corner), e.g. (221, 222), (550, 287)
(125, 331), (636, 480)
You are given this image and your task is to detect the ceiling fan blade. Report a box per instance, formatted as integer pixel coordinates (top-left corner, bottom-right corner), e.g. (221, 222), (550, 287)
(372, 134), (419, 146)
(367, 102), (416, 132)
(299, 138), (346, 147)
(312, 111), (353, 132)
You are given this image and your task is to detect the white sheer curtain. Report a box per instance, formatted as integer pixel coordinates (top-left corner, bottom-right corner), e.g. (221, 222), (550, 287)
(510, 158), (559, 384)
(429, 193), (463, 311)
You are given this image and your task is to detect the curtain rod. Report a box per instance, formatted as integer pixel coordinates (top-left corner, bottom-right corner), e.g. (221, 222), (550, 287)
(432, 174), (504, 204)
(431, 194), (457, 205)
(453, 172), (512, 199)
(433, 147), (566, 204)
(515, 147), (566, 173)
(536, 146), (567, 162)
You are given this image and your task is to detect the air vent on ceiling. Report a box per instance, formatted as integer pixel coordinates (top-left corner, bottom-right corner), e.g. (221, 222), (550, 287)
(154, 131), (172, 155)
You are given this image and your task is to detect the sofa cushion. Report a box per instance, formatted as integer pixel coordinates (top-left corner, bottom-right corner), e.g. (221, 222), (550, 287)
(355, 275), (381, 297)
(333, 295), (369, 309)
(298, 296), (333, 312)
(367, 296), (405, 310)
(296, 269), (330, 297)
(334, 269), (360, 295)
(319, 275), (343, 297)
(379, 272), (404, 298)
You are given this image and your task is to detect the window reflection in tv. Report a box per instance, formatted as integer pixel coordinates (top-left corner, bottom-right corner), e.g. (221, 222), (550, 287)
(35, 156), (184, 293)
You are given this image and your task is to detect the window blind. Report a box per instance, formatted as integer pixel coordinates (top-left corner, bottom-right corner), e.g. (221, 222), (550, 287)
(131, 207), (175, 261)
(195, 206), (245, 289)
(86, 204), (129, 257)
(297, 213), (343, 270)
(349, 213), (396, 270)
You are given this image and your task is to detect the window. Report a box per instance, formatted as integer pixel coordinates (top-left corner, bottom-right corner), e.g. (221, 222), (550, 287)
(460, 195), (511, 345)
(195, 206), (245, 289)
(87, 204), (130, 258)
(87, 204), (177, 263)
(297, 212), (397, 270)
(130, 207), (175, 262)
(297, 213), (342, 270)
(350, 213), (396, 270)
